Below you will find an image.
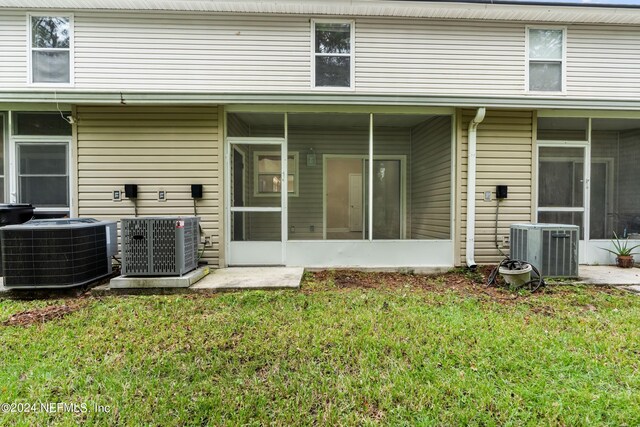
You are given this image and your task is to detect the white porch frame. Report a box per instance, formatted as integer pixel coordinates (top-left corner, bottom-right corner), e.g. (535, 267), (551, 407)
(536, 144), (588, 263)
(224, 106), (456, 268)
(0, 113), (6, 202)
(225, 127), (288, 265)
(536, 111), (640, 264)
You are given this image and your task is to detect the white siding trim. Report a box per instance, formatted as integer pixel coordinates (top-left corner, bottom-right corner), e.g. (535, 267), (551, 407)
(538, 110), (640, 119)
(5, 1), (640, 26)
(226, 137), (284, 145)
(226, 105), (455, 115)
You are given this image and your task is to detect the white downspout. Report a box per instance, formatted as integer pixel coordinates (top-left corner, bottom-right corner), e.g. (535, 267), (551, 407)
(465, 107), (486, 268)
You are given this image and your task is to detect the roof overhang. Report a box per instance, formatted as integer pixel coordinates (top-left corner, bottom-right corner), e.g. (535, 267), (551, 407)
(2, 91), (640, 112)
(2, 0), (640, 25)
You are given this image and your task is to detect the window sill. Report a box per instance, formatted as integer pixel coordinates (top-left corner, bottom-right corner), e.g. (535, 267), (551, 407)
(311, 85), (356, 92)
(26, 83), (75, 89)
(524, 90), (567, 96)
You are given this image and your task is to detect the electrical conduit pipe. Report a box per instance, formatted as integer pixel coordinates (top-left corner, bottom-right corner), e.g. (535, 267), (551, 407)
(465, 107), (486, 268)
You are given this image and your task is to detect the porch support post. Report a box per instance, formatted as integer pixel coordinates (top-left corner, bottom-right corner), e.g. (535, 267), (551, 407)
(281, 113), (288, 264)
(368, 113), (374, 242)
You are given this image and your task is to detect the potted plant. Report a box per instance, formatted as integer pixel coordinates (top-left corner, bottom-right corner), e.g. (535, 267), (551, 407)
(601, 232), (640, 268)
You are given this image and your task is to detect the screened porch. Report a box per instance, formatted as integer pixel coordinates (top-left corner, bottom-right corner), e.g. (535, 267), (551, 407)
(225, 110), (455, 267)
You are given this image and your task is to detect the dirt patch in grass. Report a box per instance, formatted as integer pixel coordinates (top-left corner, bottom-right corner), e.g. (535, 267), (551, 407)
(307, 268), (499, 294)
(2, 300), (88, 327)
(303, 267), (621, 305)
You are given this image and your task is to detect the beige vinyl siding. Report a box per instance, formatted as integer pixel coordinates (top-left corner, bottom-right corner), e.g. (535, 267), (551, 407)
(3, 11), (640, 100)
(0, 11), (27, 85)
(567, 25), (640, 98)
(76, 106), (222, 266)
(458, 109), (534, 265)
(410, 116), (452, 239)
(73, 12), (311, 91)
(357, 19), (525, 95)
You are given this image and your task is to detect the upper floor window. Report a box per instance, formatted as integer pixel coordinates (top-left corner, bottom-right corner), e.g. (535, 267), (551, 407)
(527, 28), (565, 92)
(313, 21), (354, 88)
(29, 15), (72, 84)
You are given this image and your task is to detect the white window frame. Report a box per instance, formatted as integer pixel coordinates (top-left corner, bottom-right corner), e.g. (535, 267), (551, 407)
(311, 19), (355, 90)
(27, 13), (74, 86)
(9, 111), (73, 216)
(13, 140), (71, 215)
(525, 26), (566, 94)
(253, 151), (299, 197)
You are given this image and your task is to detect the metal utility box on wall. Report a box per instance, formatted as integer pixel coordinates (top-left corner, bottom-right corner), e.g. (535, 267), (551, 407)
(510, 223), (579, 278)
(0, 218), (115, 289)
(121, 216), (199, 276)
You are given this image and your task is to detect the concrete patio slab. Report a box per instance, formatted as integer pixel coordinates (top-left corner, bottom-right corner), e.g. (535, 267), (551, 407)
(579, 265), (640, 286)
(190, 267), (303, 291)
(109, 266), (210, 289)
(90, 266), (302, 296)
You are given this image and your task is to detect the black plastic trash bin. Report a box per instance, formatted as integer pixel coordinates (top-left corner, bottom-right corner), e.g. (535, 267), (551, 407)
(0, 204), (35, 276)
(0, 204), (35, 226)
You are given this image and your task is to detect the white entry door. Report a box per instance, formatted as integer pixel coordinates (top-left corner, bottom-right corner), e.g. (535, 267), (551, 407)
(226, 137), (287, 266)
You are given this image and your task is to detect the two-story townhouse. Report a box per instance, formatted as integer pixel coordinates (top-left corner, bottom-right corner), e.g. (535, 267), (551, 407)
(1, 0), (640, 269)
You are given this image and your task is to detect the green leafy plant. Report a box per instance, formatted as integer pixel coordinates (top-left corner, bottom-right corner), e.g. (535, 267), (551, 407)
(601, 232), (640, 257)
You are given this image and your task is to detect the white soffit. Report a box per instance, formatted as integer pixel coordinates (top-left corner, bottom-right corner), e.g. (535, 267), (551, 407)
(2, 0), (640, 25)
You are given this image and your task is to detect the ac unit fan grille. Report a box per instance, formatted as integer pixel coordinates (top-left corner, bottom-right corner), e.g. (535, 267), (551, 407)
(2, 226), (108, 288)
(184, 219), (198, 272)
(122, 220), (149, 275)
(509, 224), (579, 278)
(542, 228), (579, 277)
(121, 217), (199, 276)
(152, 219), (177, 274)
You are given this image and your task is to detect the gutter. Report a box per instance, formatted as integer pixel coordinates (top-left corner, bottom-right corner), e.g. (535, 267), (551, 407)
(465, 107), (486, 269)
(435, 0), (640, 8)
(3, 92), (640, 111)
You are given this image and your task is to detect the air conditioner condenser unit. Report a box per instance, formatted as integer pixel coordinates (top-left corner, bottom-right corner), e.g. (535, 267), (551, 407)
(1, 218), (116, 289)
(510, 223), (579, 278)
(121, 216), (199, 276)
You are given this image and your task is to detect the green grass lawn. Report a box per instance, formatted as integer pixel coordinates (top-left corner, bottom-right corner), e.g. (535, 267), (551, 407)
(1, 270), (639, 426)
